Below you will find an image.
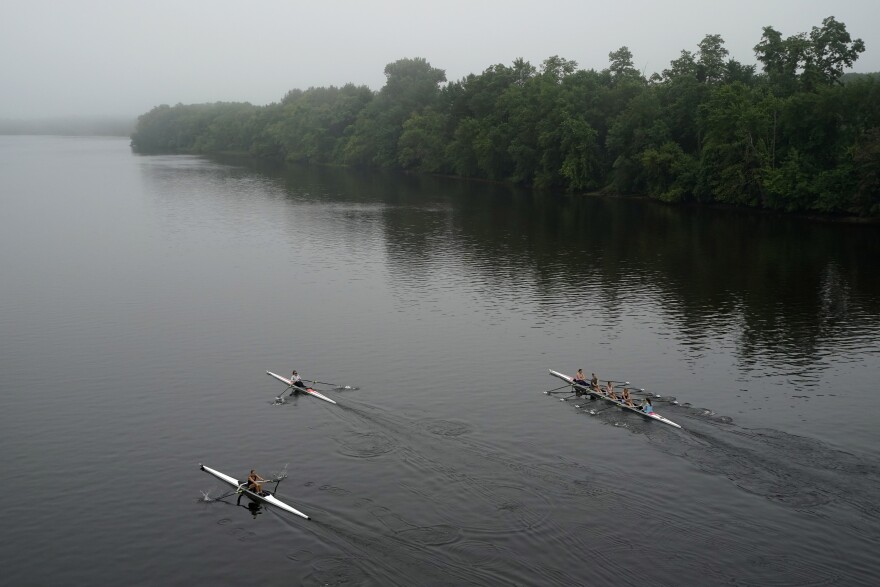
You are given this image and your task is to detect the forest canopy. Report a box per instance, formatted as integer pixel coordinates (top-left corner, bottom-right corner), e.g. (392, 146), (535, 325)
(131, 18), (879, 217)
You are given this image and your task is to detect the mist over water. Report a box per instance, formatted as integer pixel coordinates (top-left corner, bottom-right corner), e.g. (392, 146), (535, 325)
(1, 136), (878, 585)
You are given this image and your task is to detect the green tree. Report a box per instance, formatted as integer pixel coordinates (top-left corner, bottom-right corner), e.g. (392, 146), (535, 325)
(344, 58), (446, 167)
(398, 110), (448, 172)
(697, 83), (776, 206)
(129, 23), (877, 217)
(851, 127), (880, 215)
(755, 17), (864, 93)
(802, 16), (866, 89)
(382, 57), (447, 111)
(641, 141), (698, 202)
(557, 115), (601, 190)
(662, 50), (697, 81)
(606, 89), (666, 193)
(696, 34), (729, 84)
(607, 46), (642, 83)
(754, 26), (808, 95)
(131, 102), (255, 153)
(270, 84), (372, 163)
(445, 116), (482, 177)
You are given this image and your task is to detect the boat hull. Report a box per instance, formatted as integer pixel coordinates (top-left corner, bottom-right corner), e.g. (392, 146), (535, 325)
(199, 464), (310, 519)
(266, 371), (337, 404)
(548, 369), (682, 429)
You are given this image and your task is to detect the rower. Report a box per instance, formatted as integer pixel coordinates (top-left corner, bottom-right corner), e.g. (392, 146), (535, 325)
(607, 383), (618, 401)
(247, 469), (267, 495)
(642, 397), (654, 414)
(572, 369), (589, 397)
(289, 370), (306, 395)
(590, 373), (599, 388)
(621, 388), (635, 407)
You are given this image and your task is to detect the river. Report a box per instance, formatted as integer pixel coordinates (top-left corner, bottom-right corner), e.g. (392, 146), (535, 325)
(1, 135), (878, 585)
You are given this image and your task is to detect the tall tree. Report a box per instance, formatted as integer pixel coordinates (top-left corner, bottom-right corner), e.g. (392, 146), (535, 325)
(696, 34), (729, 84)
(755, 17), (864, 93)
(662, 50), (697, 81)
(802, 16), (866, 89)
(607, 46), (642, 82)
(381, 57), (447, 112)
(344, 58), (446, 167)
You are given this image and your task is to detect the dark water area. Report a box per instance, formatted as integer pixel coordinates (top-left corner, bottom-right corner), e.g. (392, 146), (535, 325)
(1, 136), (879, 585)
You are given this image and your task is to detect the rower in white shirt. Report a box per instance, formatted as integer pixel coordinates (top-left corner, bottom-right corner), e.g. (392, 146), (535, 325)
(289, 370), (307, 395)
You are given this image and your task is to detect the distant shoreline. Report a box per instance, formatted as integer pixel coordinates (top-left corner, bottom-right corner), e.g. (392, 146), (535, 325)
(0, 116), (136, 137)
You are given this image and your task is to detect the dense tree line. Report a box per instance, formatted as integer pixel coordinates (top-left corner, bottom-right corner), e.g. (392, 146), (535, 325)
(131, 18), (879, 216)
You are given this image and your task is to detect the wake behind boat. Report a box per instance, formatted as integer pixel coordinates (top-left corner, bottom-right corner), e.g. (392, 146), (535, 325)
(548, 369), (683, 429)
(267, 371), (337, 405)
(199, 464), (310, 519)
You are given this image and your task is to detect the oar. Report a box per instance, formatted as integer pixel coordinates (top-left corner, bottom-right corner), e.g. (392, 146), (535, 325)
(625, 387), (662, 398)
(543, 385), (571, 394)
(606, 383), (665, 400)
(276, 381), (311, 400)
(205, 488), (241, 502)
(574, 392), (630, 411)
(307, 378), (358, 390)
(559, 383), (600, 401)
(592, 380), (659, 398)
(598, 381), (659, 399)
(546, 377), (584, 400)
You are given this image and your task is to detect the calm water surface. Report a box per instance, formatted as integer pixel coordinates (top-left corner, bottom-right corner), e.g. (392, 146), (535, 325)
(1, 136), (879, 586)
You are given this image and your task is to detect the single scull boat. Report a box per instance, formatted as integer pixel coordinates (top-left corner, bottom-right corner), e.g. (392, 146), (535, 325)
(199, 464), (310, 519)
(266, 371), (337, 405)
(548, 369), (682, 429)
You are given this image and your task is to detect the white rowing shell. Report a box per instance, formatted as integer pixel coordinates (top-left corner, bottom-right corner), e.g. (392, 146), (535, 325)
(199, 464), (310, 519)
(548, 369), (682, 429)
(266, 371), (337, 404)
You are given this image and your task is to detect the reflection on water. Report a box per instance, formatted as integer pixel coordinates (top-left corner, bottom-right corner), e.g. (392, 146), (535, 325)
(228, 157), (880, 379)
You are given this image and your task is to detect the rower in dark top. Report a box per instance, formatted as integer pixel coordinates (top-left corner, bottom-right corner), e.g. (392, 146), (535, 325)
(289, 370), (306, 395)
(247, 470), (267, 495)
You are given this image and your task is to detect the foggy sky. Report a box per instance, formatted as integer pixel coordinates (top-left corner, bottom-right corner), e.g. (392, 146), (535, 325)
(1, 0), (878, 119)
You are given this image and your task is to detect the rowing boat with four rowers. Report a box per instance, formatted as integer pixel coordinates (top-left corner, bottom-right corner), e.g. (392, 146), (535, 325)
(548, 369), (682, 429)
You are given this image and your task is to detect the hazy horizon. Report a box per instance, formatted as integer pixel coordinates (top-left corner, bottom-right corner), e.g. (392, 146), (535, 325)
(2, 0), (877, 119)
